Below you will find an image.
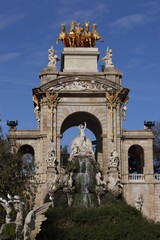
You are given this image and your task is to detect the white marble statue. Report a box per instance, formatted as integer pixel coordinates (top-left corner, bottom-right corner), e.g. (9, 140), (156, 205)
(48, 45), (60, 67)
(24, 202), (52, 240)
(46, 148), (57, 168)
(96, 172), (106, 186)
(69, 122), (94, 160)
(101, 46), (114, 67)
(108, 150), (119, 168)
(108, 172), (123, 197)
(135, 194), (144, 211)
(0, 196), (13, 224)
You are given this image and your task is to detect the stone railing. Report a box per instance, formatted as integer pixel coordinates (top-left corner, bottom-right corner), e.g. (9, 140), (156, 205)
(129, 174), (145, 182)
(154, 174), (160, 181)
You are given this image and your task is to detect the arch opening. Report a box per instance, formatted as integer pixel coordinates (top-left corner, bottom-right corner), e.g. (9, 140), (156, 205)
(128, 145), (144, 174)
(60, 112), (103, 168)
(19, 144), (35, 176)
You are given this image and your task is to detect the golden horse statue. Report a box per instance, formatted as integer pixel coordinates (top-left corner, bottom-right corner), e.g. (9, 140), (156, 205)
(56, 24), (68, 47)
(68, 20), (76, 47)
(75, 23), (84, 47)
(92, 23), (104, 47)
(56, 20), (103, 48)
(83, 21), (92, 47)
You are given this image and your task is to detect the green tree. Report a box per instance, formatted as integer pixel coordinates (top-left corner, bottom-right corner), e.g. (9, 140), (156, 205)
(0, 118), (36, 227)
(153, 121), (160, 173)
(61, 145), (69, 154)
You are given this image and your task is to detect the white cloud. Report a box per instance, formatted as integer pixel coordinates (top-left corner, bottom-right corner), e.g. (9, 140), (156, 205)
(110, 14), (146, 29)
(0, 52), (21, 62)
(110, 1), (160, 30)
(0, 12), (25, 30)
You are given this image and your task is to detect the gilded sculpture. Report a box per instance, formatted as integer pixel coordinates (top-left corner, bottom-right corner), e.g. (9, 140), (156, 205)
(33, 94), (40, 129)
(56, 20), (103, 47)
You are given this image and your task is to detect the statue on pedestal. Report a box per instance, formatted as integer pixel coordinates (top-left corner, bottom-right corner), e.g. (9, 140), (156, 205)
(101, 46), (114, 67)
(108, 150), (119, 168)
(48, 46), (60, 67)
(69, 122), (94, 160)
(56, 20), (103, 48)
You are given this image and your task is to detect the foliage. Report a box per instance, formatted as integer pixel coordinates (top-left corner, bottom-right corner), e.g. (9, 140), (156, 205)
(61, 145), (69, 154)
(153, 121), (160, 173)
(0, 118), (36, 227)
(1, 223), (16, 239)
(37, 193), (160, 240)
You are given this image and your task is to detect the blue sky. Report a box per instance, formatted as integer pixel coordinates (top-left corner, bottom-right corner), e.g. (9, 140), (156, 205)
(0, 0), (160, 140)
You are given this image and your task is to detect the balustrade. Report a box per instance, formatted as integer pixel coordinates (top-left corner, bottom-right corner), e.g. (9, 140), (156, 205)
(129, 174), (145, 182)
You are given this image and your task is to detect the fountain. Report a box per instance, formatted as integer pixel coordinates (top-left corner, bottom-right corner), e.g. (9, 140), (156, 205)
(49, 122), (123, 208)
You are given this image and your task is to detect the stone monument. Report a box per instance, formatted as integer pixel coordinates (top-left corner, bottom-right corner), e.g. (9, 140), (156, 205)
(7, 20), (158, 221)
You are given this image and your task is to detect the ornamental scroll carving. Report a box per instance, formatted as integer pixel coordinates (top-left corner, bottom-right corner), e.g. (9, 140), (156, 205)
(46, 92), (59, 142)
(33, 95), (40, 129)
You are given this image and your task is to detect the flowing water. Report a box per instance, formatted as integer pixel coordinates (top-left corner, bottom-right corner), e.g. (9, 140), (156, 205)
(75, 157), (96, 207)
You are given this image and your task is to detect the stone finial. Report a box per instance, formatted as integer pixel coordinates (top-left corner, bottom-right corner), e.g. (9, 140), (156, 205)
(48, 46), (60, 67)
(101, 46), (114, 67)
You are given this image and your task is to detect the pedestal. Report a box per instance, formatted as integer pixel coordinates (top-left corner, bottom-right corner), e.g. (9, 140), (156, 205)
(61, 48), (100, 72)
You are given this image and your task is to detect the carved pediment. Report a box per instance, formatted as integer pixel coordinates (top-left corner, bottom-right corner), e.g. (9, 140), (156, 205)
(40, 75), (123, 93)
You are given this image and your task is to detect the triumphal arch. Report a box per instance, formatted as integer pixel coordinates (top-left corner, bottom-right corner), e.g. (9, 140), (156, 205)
(8, 21), (160, 221)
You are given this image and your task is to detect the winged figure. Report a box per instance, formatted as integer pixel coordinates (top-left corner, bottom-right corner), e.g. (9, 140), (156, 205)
(24, 202), (52, 240)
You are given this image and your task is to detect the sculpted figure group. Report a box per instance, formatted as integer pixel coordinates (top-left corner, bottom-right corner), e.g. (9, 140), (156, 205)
(56, 20), (103, 47)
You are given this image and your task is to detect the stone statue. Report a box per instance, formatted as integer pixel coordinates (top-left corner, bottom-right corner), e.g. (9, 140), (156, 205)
(108, 150), (119, 168)
(46, 148), (58, 168)
(23, 202), (52, 240)
(0, 196), (13, 224)
(48, 46), (60, 67)
(108, 172), (123, 197)
(101, 46), (114, 67)
(135, 194), (144, 211)
(96, 172), (106, 186)
(79, 122), (86, 139)
(95, 171), (107, 205)
(69, 122), (94, 160)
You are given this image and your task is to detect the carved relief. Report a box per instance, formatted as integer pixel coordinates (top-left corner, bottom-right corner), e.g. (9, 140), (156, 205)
(46, 92), (59, 142)
(108, 150), (119, 168)
(106, 91), (119, 141)
(48, 80), (106, 92)
(46, 148), (57, 168)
